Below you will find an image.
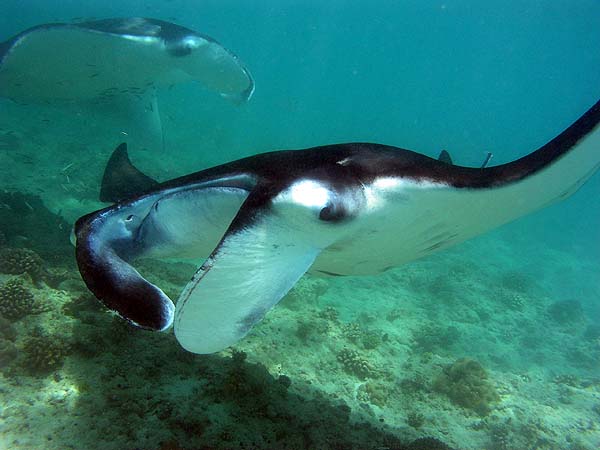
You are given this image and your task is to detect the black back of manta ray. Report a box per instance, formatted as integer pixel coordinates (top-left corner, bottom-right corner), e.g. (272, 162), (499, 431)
(100, 143), (159, 203)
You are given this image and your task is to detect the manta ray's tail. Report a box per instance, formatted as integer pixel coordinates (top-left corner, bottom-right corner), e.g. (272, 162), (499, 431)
(100, 143), (159, 203)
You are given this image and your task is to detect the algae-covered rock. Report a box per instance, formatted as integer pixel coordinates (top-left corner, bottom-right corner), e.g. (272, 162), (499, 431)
(0, 191), (72, 264)
(434, 358), (499, 415)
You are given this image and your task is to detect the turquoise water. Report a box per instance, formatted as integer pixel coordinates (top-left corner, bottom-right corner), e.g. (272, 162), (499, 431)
(0, 1), (599, 449)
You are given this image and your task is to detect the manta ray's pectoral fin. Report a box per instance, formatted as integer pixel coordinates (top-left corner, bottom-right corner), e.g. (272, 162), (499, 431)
(100, 143), (159, 203)
(174, 194), (328, 354)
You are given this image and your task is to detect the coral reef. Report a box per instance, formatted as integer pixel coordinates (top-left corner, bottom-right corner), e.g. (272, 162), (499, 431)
(21, 330), (69, 374)
(496, 289), (526, 311)
(361, 330), (382, 350)
(433, 358), (499, 416)
(342, 322), (362, 341)
(0, 247), (45, 283)
(337, 348), (378, 379)
(0, 315), (17, 341)
(0, 337), (18, 367)
(0, 278), (44, 319)
(0, 316), (18, 367)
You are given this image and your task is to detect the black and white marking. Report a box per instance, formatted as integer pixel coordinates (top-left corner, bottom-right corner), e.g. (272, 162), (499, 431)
(74, 98), (600, 353)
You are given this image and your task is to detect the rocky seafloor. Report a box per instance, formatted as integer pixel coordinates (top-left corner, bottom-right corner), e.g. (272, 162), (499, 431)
(0, 189), (599, 450)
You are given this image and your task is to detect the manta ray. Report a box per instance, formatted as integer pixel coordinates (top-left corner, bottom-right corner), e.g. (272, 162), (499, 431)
(0, 17), (254, 148)
(74, 98), (600, 354)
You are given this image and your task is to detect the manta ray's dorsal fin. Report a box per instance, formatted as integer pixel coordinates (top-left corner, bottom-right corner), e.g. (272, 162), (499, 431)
(100, 143), (159, 203)
(438, 149), (494, 168)
(438, 149), (453, 165)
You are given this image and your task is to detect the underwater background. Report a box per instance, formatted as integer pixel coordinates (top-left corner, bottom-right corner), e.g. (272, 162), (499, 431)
(1, 1), (599, 449)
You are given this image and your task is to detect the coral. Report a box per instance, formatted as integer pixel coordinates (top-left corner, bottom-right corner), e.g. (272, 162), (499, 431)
(413, 324), (460, 353)
(0, 247), (45, 283)
(342, 322), (382, 349)
(0, 315), (17, 341)
(0, 278), (44, 319)
(433, 358), (499, 416)
(0, 338), (18, 367)
(357, 382), (388, 407)
(22, 331), (69, 374)
(284, 277), (329, 309)
(407, 411), (425, 429)
(337, 348), (377, 379)
(342, 322), (362, 341)
(361, 330), (382, 350)
(0, 316), (18, 367)
(553, 374), (580, 388)
(399, 373), (429, 395)
(318, 305), (339, 322)
(489, 423), (511, 450)
(497, 289), (526, 310)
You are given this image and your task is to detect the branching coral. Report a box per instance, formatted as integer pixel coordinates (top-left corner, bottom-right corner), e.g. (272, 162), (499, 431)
(342, 322), (362, 342)
(0, 247), (45, 284)
(433, 358), (499, 415)
(0, 278), (44, 319)
(337, 348), (377, 379)
(22, 332), (69, 374)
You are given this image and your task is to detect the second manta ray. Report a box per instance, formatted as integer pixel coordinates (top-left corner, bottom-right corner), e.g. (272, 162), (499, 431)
(74, 98), (600, 354)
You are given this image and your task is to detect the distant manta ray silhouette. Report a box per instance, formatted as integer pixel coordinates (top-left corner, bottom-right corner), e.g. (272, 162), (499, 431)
(0, 17), (254, 149)
(74, 98), (600, 354)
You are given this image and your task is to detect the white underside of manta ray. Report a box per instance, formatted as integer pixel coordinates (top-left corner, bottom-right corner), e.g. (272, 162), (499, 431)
(0, 17), (254, 149)
(74, 98), (600, 354)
